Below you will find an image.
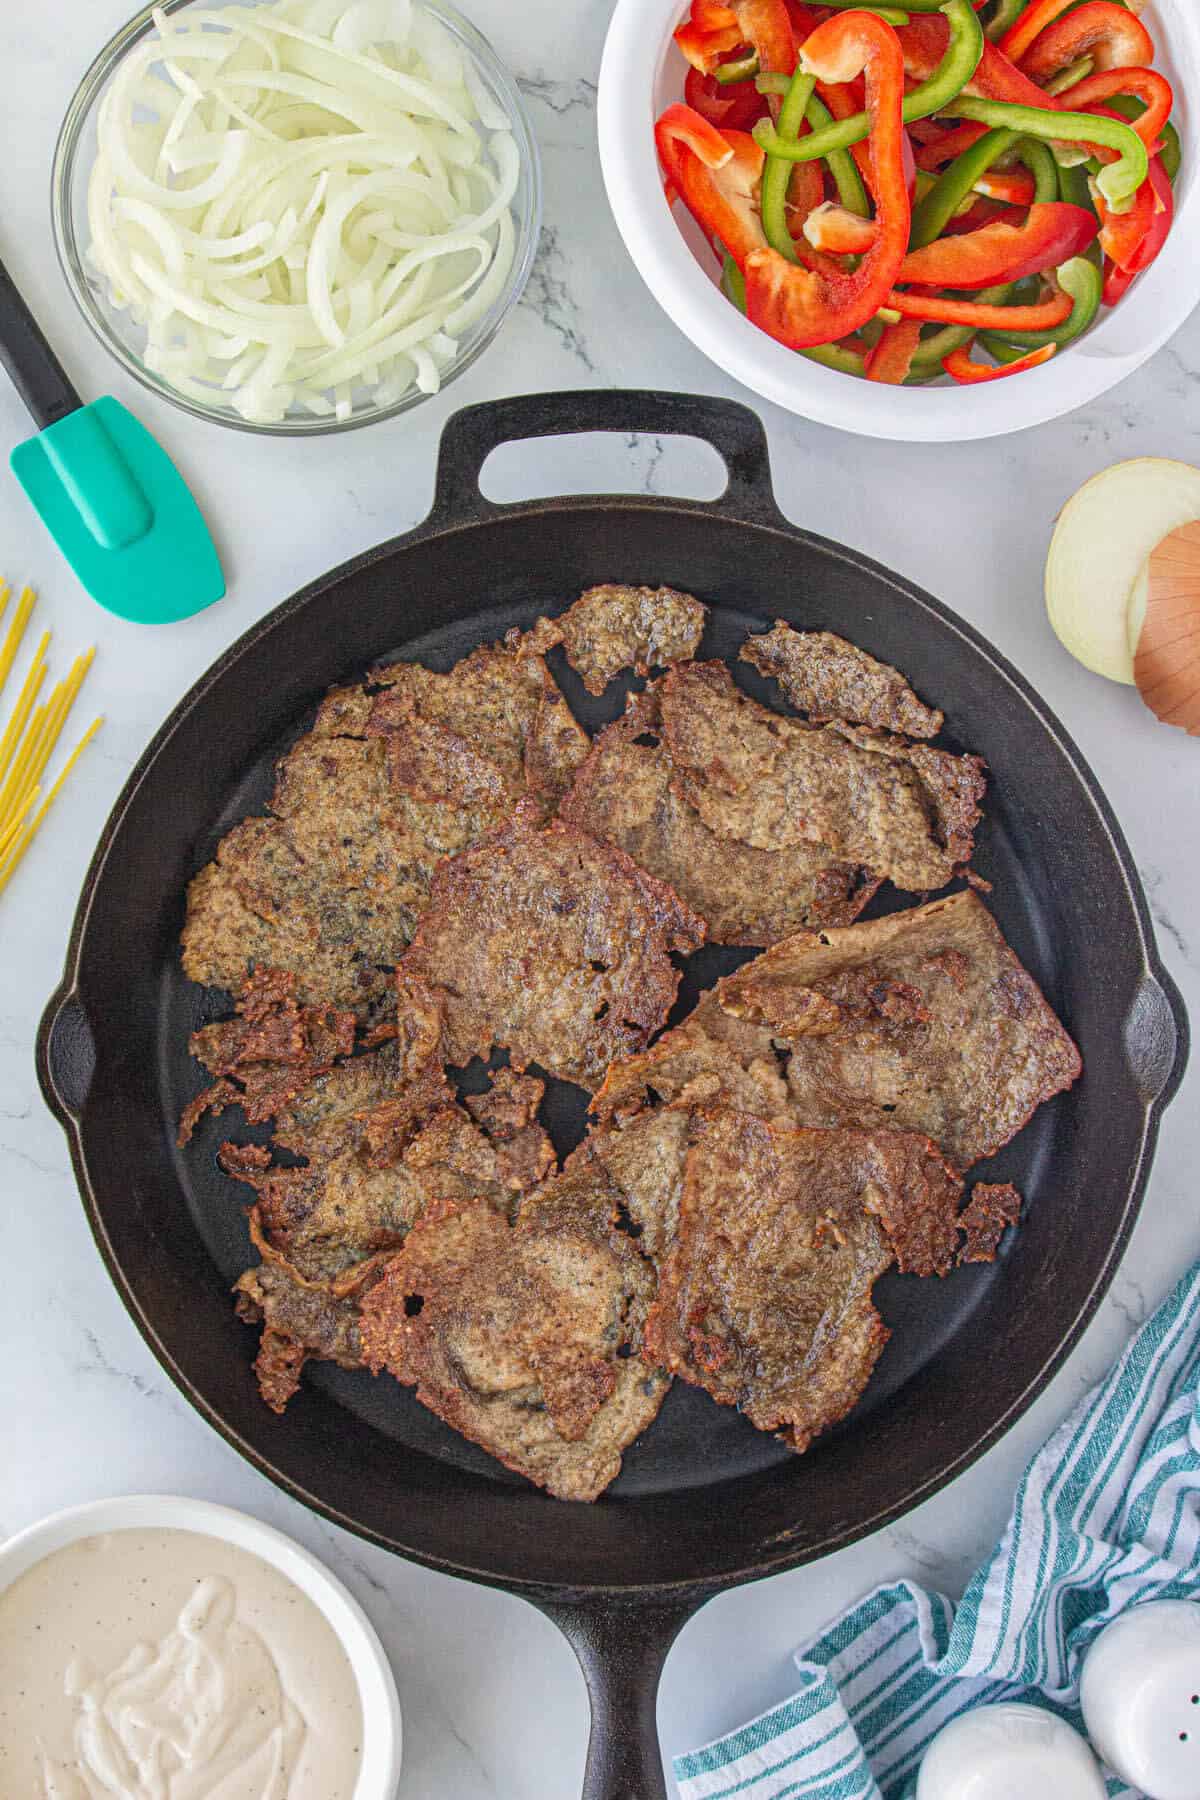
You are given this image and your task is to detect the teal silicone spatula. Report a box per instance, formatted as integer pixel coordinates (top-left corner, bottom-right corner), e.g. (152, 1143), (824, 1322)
(0, 254), (225, 623)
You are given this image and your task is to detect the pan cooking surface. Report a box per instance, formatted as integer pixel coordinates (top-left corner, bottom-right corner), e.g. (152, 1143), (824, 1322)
(161, 597), (1068, 1500)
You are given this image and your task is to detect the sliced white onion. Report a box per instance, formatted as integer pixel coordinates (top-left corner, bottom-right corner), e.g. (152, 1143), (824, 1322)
(86, 0), (521, 422)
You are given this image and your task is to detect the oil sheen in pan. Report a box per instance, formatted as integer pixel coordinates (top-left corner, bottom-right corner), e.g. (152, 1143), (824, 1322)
(161, 599), (1069, 1498)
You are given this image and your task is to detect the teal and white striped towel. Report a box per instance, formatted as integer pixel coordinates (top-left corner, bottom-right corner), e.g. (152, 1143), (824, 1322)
(676, 1258), (1200, 1800)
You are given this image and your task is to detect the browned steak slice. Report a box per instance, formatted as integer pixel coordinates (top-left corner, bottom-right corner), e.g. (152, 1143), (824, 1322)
(720, 891), (1081, 1170)
(563, 1105), (693, 1262)
(644, 1110), (960, 1453)
(180, 814), (414, 1020)
(531, 584), (707, 695)
(371, 638), (589, 804)
(400, 807), (704, 1088)
(596, 892), (1079, 1173)
(958, 1182), (1023, 1265)
(358, 1175), (667, 1501)
(742, 623), (944, 738)
(233, 1216), (388, 1413)
(559, 690), (879, 946)
(661, 661), (985, 893)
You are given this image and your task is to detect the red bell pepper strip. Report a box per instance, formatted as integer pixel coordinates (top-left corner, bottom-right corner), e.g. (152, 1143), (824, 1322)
(1101, 256), (1135, 305)
(885, 283), (1076, 327)
(803, 202), (879, 254)
(899, 16), (1054, 107)
(675, 0), (797, 77)
(1097, 162), (1158, 269)
(1126, 153), (1174, 273)
(685, 64), (770, 131)
(998, 0), (1082, 67)
(973, 166), (1036, 204)
(896, 200), (1097, 286)
(1021, 2), (1155, 80)
(745, 12), (911, 349)
(655, 109), (769, 269)
(943, 341), (1058, 379)
(914, 120), (991, 169)
(866, 318), (924, 383)
(1055, 67), (1174, 148)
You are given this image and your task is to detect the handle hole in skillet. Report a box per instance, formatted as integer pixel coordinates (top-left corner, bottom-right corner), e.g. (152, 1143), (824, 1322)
(478, 430), (727, 507)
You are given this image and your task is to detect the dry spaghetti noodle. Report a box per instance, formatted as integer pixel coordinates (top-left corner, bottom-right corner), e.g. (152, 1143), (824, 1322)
(0, 584), (103, 899)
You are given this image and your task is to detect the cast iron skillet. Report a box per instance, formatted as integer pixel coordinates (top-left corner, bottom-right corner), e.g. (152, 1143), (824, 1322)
(38, 390), (1188, 1800)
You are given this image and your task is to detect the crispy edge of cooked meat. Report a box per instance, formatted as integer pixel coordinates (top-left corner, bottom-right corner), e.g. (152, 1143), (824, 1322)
(527, 584), (707, 696)
(741, 622), (944, 738)
(957, 1182), (1022, 1266)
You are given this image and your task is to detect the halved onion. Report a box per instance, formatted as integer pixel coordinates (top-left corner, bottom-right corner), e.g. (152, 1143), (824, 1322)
(87, 0), (520, 422)
(1134, 521), (1200, 735)
(1045, 459), (1200, 685)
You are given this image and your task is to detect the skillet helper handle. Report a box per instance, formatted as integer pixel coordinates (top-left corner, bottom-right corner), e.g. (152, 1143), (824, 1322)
(0, 254), (82, 430)
(540, 1595), (696, 1800)
(36, 985), (97, 1125)
(430, 388), (785, 529)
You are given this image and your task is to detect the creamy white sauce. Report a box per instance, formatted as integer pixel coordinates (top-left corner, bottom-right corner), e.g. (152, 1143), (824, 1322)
(0, 1529), (363, 1799)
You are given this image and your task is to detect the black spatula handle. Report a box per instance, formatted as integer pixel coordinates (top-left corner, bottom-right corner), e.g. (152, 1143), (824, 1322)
(0, 254), (82, 430)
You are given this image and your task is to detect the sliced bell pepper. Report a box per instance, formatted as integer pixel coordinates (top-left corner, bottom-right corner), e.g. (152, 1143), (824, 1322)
(655, 108), (769, 269)
(1096, 158), (1158, 269)
(986, 0), (1029, 41)
(897, 199), (1097, 285)
(1021, 2), (1155, 80)
(760, 69), (822, 260)
(745, 12), (911, 348)
(804, 202), (879, 253)
(914, 120), (991, 168)
(973, 165), (1035, 203)
(753, 0), (984, 162)
(899, 16), (1054, 106)
(909, 125), (1018, 246)
(675, 0), (797, 78)
(1102, 90), (1182, 183)
(685, 64), (770, 131)
(998, 0), (1083, 67)
(943, 340), (1057, 378)
(721, 252), (871, 374)
(866, 317), (924, 382)
(885, 281), (1075, 327)
(978, 252), (1103, 346)
(1055, 66), (1174, 148)
(1101, 254), (1135, 304)
(942, 94), (1148, 206)
(905, 281), (1013, 374)
(1125, 152), (1174, 273)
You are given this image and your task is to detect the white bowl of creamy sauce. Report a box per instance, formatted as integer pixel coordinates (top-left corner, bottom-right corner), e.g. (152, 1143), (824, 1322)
(0, 1495), (401, 1799)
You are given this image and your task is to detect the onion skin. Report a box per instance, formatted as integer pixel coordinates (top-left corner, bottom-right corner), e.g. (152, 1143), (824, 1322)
(1135, 520), (1200, 736)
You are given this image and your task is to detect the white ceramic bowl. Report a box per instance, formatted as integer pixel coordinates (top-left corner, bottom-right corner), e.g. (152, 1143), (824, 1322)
(599, 0), (1200, 441)
(0, 1495), (402, 1798)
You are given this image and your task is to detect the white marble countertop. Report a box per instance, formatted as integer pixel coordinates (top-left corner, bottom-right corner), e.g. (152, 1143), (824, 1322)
(2, 2), (1198, 1795)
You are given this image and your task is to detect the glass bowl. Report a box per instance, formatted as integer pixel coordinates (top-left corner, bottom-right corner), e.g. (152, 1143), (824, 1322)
(52, 0), (541, 435)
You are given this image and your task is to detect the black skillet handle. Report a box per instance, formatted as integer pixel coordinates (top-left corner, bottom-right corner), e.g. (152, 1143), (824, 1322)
(429, 389), (786, 531)
(538, 1594), (699, 1800)
(36, 983), (97, 1125)
(1125, 963), (1190, 1110)
(0, 254), (82, 431)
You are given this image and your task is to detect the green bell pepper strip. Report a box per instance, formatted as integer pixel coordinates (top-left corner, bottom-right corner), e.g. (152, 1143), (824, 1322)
(752, 0), (983, 163)
(1017, 137), (1059, 201)
(714, 49), (761, 83)
(941, 94), (1147, 208)
(806, 92), (872, 215)
(761, 70), (816, 260)
(1043, 55), (1093, 96)
(909, 128), (1019, 248)
(1056, 156), (1096, 211)
(985, 0), (1027, 41)
(905, 283), (1013, 375)
(757, 77), (872, 214)
(811, 0), (910, 14)
(1104, 92), (1182, 185)
(977, 252), (1102, 349)
(980, 335), (1029, 363)
(721, 253), (748, 309)
(721, 253), (868, 372)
